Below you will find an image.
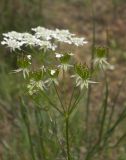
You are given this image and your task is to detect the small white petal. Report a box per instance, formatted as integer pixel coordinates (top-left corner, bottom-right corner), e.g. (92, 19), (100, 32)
(51, 70), (56, 75)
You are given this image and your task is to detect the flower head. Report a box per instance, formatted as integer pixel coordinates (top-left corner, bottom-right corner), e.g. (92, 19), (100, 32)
(1, 38), (24, 51)
(1, 27), (88, 95)
(32, 26), (88, 46)
(12, 55), (32, 78)
(27, 69), (47, 95)
(72, 64), (97, 89)
(57, 53), (74, 72)
(27, 79), (46, 95)
(94, 47), (114, 70)
(45, 69), (59, 86)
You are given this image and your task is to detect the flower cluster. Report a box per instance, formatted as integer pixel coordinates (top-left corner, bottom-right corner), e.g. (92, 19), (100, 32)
(32, 27), (87, 46)
(1, 27), (112, 95)
(72, 64), (97, 89)
(1, 31), (57, 51)
(1, 27), (87, 51)
(94, 47), (114, 70)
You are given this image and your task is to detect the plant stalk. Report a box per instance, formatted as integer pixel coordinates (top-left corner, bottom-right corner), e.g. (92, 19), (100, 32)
(21, 100), (36, 160)
(65, 115), (70, 160)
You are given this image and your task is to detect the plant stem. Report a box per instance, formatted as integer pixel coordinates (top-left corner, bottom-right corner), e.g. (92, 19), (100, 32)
(85, 1), (96, 148)
(35, 107), (46, 159)
(21, 100), (36, 160)
(69, 90), (81, 115)
(98, 80), (108, 143)
(65, 115), (70, 160)
(107, 76), (126, 130)
(41, 91), (63, 114)
(112, 0), (117, 20)
(68, 86), (76, 113)
(53, 82), (66, 113)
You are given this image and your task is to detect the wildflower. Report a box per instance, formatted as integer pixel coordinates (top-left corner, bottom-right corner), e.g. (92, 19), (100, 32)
(94, 57), (114, 70)
(27, 55), (32, 60)
(12, 68), (30, 79)
(27, 79), (46, 95)
(1, 38), (24, 51)
(40, 65), (46, 72)
(72, 64), (97, 89)
(51, 70), (56, 75)
(57, 53), (73, 72)
(45, 69), (59, 86)
(70, 37), (88, 46)
(27, 69), (46, 95)
(22, 33), (40, 47)
(55, 53), (64, 58)
(37, 40), (57, 51)
(1, 31), (57, 51)
(1, 27), (89, 95)
(12, 55), (32, 78)
(53, 29), (74, 44)
(94, 47), (114, 70)
(2, 31), (23, 41)
(1, 27), (87, 52)
(32, 26), (55, 40)
(32, 26), (88, 46)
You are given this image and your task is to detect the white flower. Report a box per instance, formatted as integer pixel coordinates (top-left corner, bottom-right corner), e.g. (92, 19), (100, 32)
(45, 69), (59, 86)
(55, 52), (73, 59)
(53, 29), (87, 46)
(53, 29), (73, 44)
(27, 55), (32, 60)
(3, 31), (23, 41)
(12, 68), (29, 79)
(58, 64), (73, 72)
(2, 27), (88, 52)
(32, 26), (55, 40)
(94, 57), (114, 70)
(40, 65), (46, 72)
(1, 38), (24, 51)
(37, 40), (57, 51)
(70, 37), (88, 46)
(55, 53), (64, 58)
(72, 75), (98, 90)
(32, 26), (88, 46)
(27, 79), (46, 95)
(50, 69), (56, 75)
(2, 31), (57, 51)
(45, 78), (59, 86)
(21, 33), (41, 47)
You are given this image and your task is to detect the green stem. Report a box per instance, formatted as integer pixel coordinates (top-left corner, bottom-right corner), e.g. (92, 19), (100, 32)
(41, 91), (63, 114)
(85, 80), (109, 160)
(53, 82), (66, 113)
(99, 80), (108, 142)
(85, 1), (96, 148)
(65, 115), (70, 160)
(69, 90), (81, 115)
(21, 100), (36, 160)
(107, 76), (126, 130)
(68, 86), (76, 113)
(35, 107), (46, 159)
